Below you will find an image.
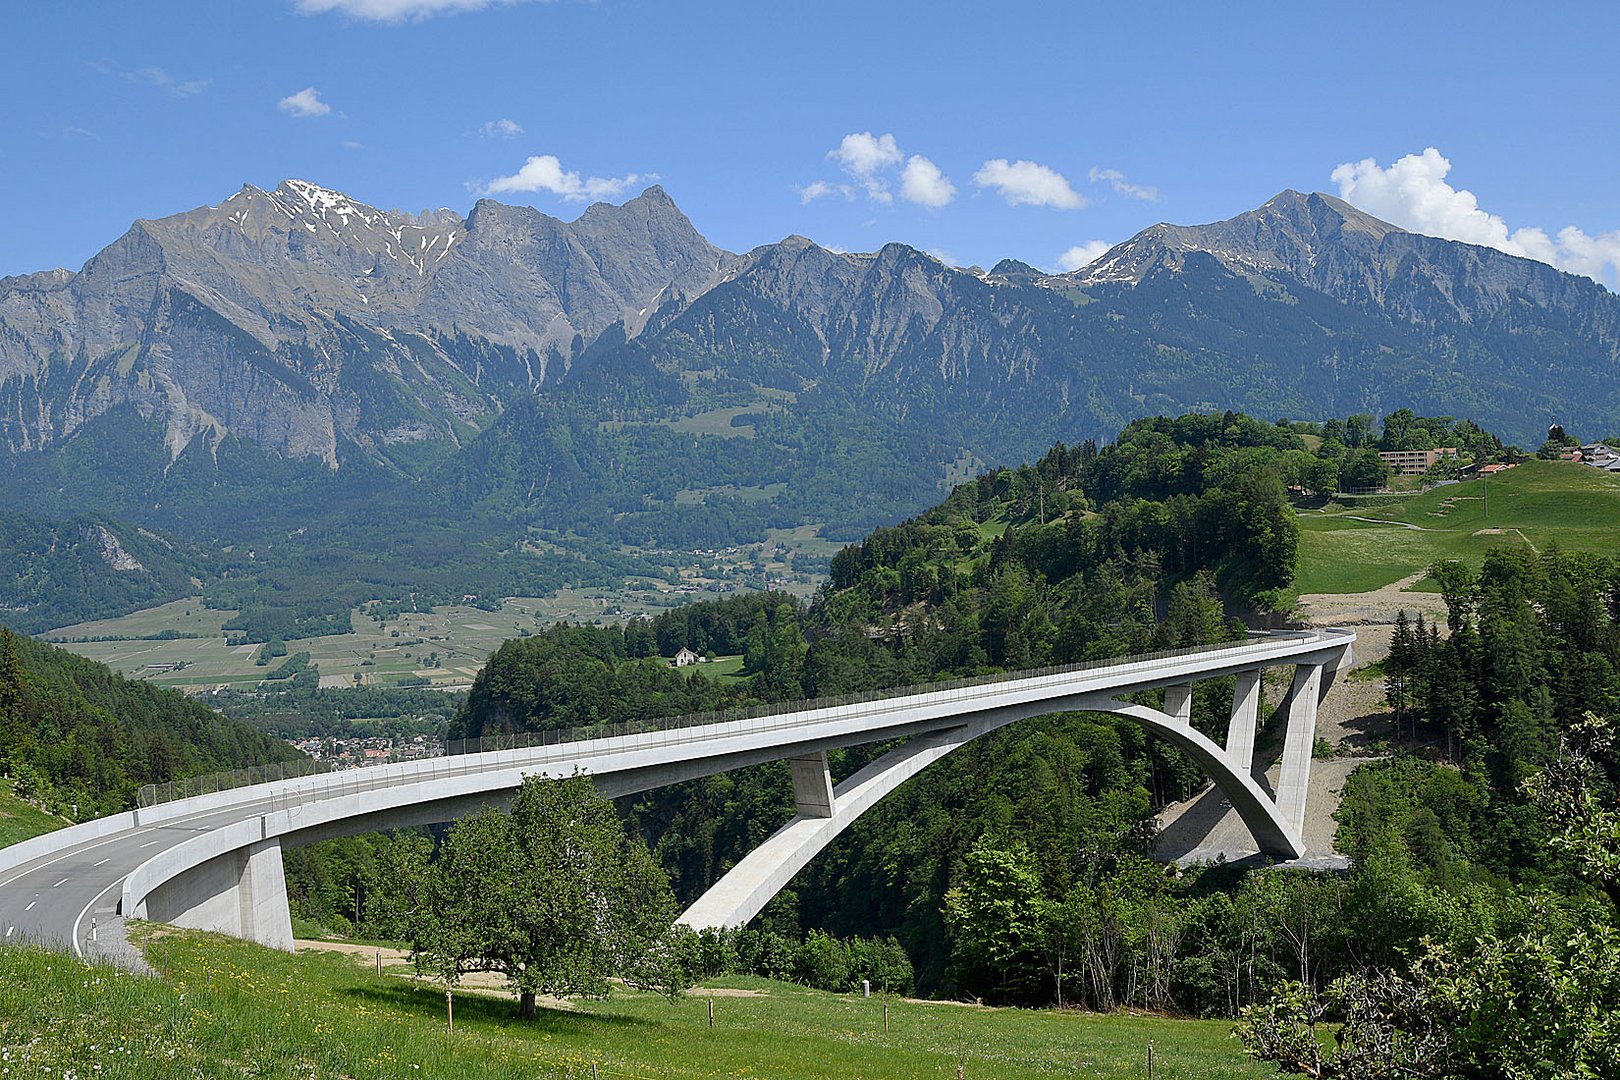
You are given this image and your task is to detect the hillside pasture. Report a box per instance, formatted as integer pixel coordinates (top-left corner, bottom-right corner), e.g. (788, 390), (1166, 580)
(1295, 460), (1620, 596)
(0, 928), (1270, 1079)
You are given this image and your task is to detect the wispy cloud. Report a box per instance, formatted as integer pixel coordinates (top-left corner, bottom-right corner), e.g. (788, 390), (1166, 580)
(483, 154), (652, 201)
(1332, 147), (1620, 289)
(972, 159), (1085, 209)
(90, 61), (207, 97)
(480, 118), (524, 138)
(797, 180), (852, 205)
(279, 87), (333, 118)
(1088, 167), (1159, 202)
(129, 65), (208, 96)
(293, 0), (547, 22)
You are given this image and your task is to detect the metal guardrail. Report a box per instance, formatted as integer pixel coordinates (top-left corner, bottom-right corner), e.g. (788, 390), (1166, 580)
(135, 630), (1342, 810)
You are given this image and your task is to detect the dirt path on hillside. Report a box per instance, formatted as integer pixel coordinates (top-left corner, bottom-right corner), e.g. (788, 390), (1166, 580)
(1153, 575), (1444, 866)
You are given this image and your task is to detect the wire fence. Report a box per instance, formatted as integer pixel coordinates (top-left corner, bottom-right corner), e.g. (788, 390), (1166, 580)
(137, 756), (330, 808)
(136, 629), (1337, 810)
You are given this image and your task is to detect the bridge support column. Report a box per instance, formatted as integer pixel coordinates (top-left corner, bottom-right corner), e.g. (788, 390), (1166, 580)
(1275, 664), (1322, 837)
(1226, 670), (1261, 774)
(139, 833), (295, 953)
(788, 752), (835, 817)
(1162, 684), (1194, 726)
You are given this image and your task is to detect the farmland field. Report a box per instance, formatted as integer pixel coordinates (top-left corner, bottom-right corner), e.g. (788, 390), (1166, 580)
(42, 589), (690, 693)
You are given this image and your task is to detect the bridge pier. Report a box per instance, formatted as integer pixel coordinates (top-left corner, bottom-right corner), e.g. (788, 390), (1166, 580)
(136, 833), (294, 952)
(1163, 684), (1194, 725)
(1226, 670), (1262, 774)
(1275, 664), (1322, 836)
(788, 752), (835, 817)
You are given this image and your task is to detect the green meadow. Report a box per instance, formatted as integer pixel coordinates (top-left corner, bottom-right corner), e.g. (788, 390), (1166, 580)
(0, 927), (1268, 1079)
(1295, 459), (1620, 595)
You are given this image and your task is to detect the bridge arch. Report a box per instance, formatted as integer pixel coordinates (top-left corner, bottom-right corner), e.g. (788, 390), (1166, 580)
(677, 663), (1328, 930)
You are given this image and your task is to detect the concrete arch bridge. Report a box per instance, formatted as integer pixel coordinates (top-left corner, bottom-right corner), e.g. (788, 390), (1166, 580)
(0, 628), (1352, 957)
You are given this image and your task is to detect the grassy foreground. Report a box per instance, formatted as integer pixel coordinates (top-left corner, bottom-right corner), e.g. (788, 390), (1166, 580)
(0, 927), (1267, 1079)
(1295, 459), (1620, 594)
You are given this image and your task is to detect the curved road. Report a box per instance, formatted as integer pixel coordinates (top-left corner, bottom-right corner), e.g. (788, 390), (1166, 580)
(0, 628), (1354, 963)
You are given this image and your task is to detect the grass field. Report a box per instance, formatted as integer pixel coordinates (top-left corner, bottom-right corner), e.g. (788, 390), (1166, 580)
(0, 927), (1268, 1079)
(0, 779), (66, 849)
(667, 654), (749, 683)
(1294, 460), (1620, 595)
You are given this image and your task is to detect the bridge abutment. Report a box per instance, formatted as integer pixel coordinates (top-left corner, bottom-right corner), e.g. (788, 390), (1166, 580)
(137, 833), (294, 953)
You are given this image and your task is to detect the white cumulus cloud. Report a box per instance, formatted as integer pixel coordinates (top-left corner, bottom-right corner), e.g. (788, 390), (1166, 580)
(829, 132), (903, 177)
(294, 0), (542, 21)
(1057, 241), (1112, 272)
(1089, 167), (1159, 202)
(900, 155), (955, 208)
(480, 118), (524, 138)
(278, 87), (332, 118)
(1332, 147), (1620, 288)
(827, 132), (904, 203)
(483, 154), (650, 201)
(972, 159), (1085, 209)
(810, 133), (955, 208)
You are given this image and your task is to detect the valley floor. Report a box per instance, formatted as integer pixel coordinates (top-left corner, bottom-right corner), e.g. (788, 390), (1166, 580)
(1, 926), (1267, 1079)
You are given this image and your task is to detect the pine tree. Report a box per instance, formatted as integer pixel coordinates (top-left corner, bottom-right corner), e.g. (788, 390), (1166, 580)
(1387, 610), (1412, 739)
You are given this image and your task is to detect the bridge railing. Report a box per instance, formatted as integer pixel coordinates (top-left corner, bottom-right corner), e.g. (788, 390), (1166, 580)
(137, 756), (331, 808)
(134, 629), (1343, 811)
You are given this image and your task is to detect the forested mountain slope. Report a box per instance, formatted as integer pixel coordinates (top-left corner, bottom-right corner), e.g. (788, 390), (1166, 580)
(0, 627), (303, 821)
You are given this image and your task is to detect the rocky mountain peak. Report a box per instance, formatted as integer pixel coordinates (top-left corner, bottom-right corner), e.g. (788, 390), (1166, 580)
(1070, 190), (1409, 287)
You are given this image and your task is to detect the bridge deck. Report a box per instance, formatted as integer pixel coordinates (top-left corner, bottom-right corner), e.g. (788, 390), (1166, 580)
(0, 629), (1352, 959)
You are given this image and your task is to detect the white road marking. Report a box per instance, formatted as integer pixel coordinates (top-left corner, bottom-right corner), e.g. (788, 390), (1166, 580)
(23, 901), (35, 912)
(93, 859), (111, 867)
(139, 841), (161, 848)
(5, 926), (12, 938)
(52, 878), (68, 888)
(73, 877), (127, 960)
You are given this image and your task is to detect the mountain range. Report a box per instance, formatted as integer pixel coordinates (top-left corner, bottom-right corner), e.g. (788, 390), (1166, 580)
(3, 180), (1617, 634)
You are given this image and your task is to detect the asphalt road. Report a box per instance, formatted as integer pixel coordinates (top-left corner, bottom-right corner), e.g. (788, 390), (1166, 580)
(0, 794), (281, 960)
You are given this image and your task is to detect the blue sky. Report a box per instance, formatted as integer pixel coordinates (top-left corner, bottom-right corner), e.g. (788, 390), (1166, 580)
(4, 0), (1618, 285)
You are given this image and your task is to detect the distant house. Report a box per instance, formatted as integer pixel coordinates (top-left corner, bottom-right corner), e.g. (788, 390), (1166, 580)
(1478, 463), (1515, 476)
(672, 646), (700, 667)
